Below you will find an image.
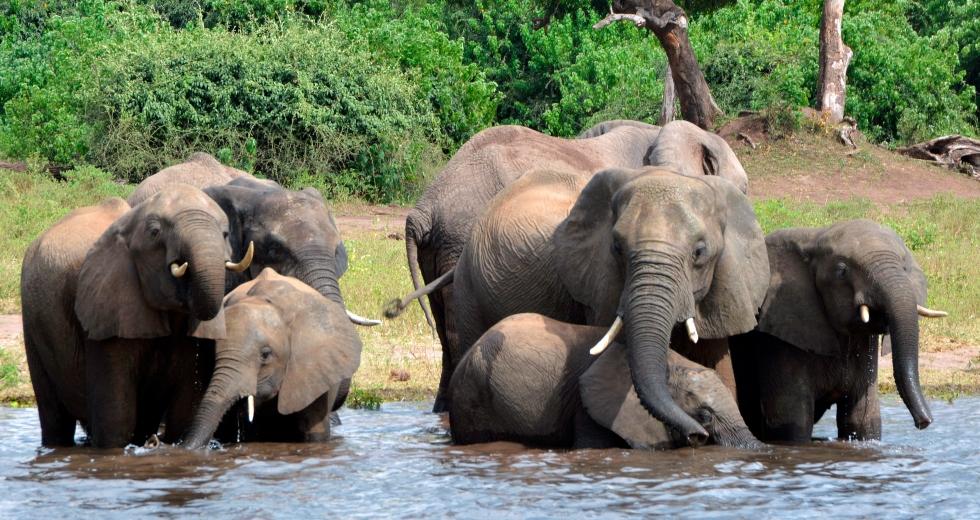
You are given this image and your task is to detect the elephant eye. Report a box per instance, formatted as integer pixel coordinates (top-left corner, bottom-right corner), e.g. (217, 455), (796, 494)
(147, 223), (161, 239)
(260, 346), (273, 362)
(696, 407), (713, 427)
(835, 262), (848, 279)
(693, 241), (708, 263)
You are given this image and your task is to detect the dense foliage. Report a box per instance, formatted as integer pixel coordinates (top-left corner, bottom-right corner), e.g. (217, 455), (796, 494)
(0, 0), (976, 201)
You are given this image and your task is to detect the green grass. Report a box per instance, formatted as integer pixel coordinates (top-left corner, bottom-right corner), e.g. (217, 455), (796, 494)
(0, 167), (132, 312)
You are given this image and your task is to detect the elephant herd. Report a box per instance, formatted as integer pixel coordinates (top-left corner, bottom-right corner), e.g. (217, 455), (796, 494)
(21, 121), (947, 453)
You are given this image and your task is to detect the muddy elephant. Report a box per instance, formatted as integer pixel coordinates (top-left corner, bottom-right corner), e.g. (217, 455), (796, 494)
(447, 167), (769, 444)
(450, 314), (760, 449)
(730, 220), (945, 442)
(182, 268), (361, 447)
(21, 186), (253, 447)
(395, 120), (747, 412)
(127, 152), (254, 206)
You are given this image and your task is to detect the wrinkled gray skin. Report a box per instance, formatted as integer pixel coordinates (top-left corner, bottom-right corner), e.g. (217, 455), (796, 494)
(450, 314), (761, 449)
(577, 119), (661, 139)
(453, 167), (769, 445)
(128, 152), (255, 206)
(731, 220), (934, 442)
(22, 186), (234, 447)
(183, 269), (362, 448)
(204, 177), (352, 309)
(402, 120), (747, 412)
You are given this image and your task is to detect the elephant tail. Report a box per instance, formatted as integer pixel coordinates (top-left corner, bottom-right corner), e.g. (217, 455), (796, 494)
(384, 247), (453, 328)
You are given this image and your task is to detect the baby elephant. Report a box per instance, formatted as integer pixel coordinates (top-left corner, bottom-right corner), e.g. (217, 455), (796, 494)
(730, 219), (947, 442)
(449, 314), (760, 449)
(182, 268), (362, 447)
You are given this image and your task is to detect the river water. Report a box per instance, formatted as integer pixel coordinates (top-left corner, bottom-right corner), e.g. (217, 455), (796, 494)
(0, 395), (977, 517)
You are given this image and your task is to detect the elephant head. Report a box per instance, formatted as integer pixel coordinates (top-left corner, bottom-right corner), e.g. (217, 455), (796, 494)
(205, 178), (376, 325)
(183, 268), (362, 448)
(581, 344), (760, 449)
(74, 185), (249, 340)
(756, 219), (941, 430)
(555, 167), (769, 445)
(647, 120), (748, 194)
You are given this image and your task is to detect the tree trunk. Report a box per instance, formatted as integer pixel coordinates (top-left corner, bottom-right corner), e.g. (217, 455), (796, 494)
(816, 0), (852, 124)
(604, 0), (722, 129)
(659, 62), (676, 125)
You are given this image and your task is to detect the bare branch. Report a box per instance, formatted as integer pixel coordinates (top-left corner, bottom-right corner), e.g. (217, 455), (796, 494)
(593, 11), (646, 30)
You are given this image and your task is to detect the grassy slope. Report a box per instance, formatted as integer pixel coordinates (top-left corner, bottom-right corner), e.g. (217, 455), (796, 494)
(1, 131), (979, 404)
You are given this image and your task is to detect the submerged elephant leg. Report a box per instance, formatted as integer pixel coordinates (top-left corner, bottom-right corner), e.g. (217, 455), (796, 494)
(85, 340), (140, 448)
(758, 348), (816, 443)
(837, 338), (882, 441)
(572, 408), (627, 449)
(25, 340), (77, 446)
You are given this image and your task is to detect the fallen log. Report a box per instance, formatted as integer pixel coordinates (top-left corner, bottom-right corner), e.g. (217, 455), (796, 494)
(898, 135), (980, 180)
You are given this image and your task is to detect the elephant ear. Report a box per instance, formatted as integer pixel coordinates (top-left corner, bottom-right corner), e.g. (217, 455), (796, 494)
(555, 168), (647, 324)
(579, 343), (674, 449)
(278, 296), (362, 415)
(756, 227), (839, 356)
(75, 220), (171, 341)
(694, 176), (770, 338)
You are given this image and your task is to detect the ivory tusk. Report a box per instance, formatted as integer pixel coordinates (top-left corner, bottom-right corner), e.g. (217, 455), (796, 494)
(225, 241), (254, 272)
(917, 305), (948, 318)
(247, 395), (255, 423)
(860, 305), (870, 323)
(685, 317), (698, 344)
(347, 309), (382, 326)
(170, 262), (188, 278)
(590, 316), (623, 356)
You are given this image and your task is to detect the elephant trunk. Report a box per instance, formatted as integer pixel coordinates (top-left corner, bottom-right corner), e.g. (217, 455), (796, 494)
(177, 211), (228, 321)
(712, 417), (764, 449)
(626, 252), (709, 446)
(183, 346), (255, 449)
(873, 260), (932, 429)
(296, 248), (344, 306)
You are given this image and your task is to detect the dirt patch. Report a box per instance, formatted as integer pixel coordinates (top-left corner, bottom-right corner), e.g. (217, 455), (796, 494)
(332, 203), (409, 236)
(0, 315), (21, 349)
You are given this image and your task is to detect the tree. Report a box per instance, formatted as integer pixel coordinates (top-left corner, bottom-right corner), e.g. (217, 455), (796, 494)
(594, 0), (722, 129)
(816, 0), (852, 124)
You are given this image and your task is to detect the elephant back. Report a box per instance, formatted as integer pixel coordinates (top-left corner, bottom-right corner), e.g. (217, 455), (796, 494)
(128, 152), (252, 206)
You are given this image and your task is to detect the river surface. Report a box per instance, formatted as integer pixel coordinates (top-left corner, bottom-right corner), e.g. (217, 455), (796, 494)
(0, 395), (977, 518)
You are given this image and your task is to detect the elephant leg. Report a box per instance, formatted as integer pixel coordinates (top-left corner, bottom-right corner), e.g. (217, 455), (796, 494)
(729, 337), (763, 439)
(85, 339), (140, 448)
(24, 338), (77, 446)
(758, 349), (815, 443)
(432, 284), (459, 413)
(160, 340), (207, 444)
(836, 379), (881, 441)
(572, 408), (627, 449)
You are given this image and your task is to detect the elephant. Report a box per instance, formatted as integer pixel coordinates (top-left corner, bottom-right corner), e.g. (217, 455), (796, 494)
(730, 219), (946, 442)
(449, 313), (761, 449)
(182, 268), (361, 448)
(202, 177), (378, 326)
(447, 167), (769, 444)
(127, 152), (254, 206)
(21, 185), (253, 447)
(395, 120), (747, 412)
(577, 119), (661, 139)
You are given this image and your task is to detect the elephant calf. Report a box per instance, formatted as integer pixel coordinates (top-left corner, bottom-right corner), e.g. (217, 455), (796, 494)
(449, 314), (760, 449)
(182, 268), (362, 447)
(730, 219), (947, 442)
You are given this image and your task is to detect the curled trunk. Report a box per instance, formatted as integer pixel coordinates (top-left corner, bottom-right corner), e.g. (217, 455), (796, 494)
(178, 213), (228, 321)
(625, 253), (708, 445)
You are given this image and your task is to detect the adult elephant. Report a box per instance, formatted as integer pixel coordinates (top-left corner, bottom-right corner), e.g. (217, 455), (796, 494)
(730, 220), (944, 442)
(203, 177), (378, 326)
(21, 186), (252, 447)
(450, 314), (760, 449)
(183, 269), (361, 447)
(128, 152), (253, 206)
(395, 120), (747, 411)
(450, 167), (769, 444)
